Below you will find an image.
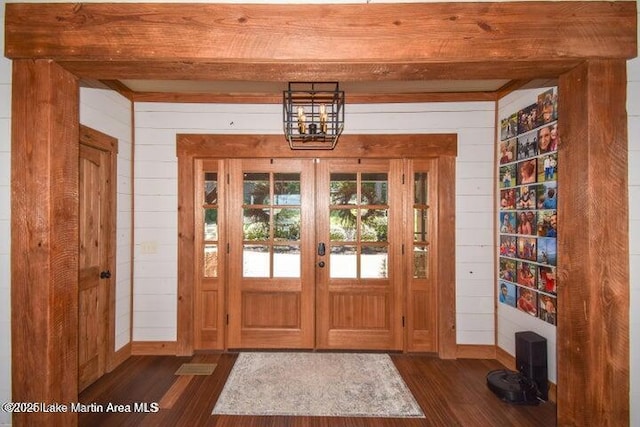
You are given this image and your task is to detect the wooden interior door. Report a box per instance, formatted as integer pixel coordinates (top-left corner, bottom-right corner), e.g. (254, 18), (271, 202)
(315, 158), (403, 350)
(78, 132), (115, 391)
(227, 158), (316, 348)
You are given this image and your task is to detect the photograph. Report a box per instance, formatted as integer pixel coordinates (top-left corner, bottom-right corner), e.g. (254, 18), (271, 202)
(537, 88), (556, 125)
(518, 103), (540, 134)
(537, 182), (557, 210)
(499, 281), (517, 307)
(500, 113), (518, 140)
(516, 211), (536, 235)
(498, 139), (517, 164)
(516, 236), (537, 261)
(500, 164), (516, 188)
(537, 124), (557, 153)
(537, 265), (557, 294)
(516, 185), (536, 209)
(537, 237), (557, 265)
(517, 159), (537, 185)
(517, 133), (538, 160)
(517, 286), (538, 317)
(539, 294), (557, 325)
(537, 210), (557, 237)
(500, 188), (517, 210)
(516, 261), (537, 288)
(537, 153), (557, 182)
(500, 235), (517, 258)
(499, 257), (516, 283)
(499, 212), (516, 234)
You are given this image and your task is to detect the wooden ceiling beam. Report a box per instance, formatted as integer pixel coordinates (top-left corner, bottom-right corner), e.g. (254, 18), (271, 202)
(6, 3), (636, 76)
(58, 59), (586, 82)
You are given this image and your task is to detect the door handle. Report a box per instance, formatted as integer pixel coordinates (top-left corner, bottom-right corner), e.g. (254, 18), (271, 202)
(317, 243), (326, 256)
(100, 270), (111, 279)
(318, 261), (325, 268)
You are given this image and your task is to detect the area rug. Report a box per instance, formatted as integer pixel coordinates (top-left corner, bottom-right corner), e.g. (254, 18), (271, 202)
(174, 363), (217, 375)
(212, 352), (425, 418)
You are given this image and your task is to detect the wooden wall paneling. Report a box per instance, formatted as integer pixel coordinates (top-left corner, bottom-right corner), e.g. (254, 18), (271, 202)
(177, 154), (195, 356)
(5, 3), (636, 65)
(11, 59), (79, 425)
(437, 156), (457, 359)
(557, 60), (629, 426)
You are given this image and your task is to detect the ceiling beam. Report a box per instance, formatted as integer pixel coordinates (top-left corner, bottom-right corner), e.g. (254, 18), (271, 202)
(5, 2), (636, 82)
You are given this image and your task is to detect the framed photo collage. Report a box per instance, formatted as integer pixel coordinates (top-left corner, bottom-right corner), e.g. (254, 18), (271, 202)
(498, 88), (558, 326)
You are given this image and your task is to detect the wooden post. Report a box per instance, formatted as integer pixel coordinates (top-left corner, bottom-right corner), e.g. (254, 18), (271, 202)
(557, 60), (630, 426)
(11, 59), (79, 425)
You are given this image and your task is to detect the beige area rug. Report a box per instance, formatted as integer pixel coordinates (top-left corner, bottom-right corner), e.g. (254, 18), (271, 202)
(174, 363), (217, 375)
(212, 352), (425, 418)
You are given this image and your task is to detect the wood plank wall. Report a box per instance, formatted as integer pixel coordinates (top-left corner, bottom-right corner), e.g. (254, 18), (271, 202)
(133, 101), (496, 346)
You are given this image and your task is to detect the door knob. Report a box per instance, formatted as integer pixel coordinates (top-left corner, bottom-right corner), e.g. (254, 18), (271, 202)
(318, 261), (325, 268)
(100, 270), (111, 279)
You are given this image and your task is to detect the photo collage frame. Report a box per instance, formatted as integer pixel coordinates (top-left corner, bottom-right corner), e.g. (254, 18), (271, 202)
(498, 88), (558, 326)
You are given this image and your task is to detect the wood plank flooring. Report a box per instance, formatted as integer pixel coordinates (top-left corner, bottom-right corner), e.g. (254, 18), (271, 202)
(79, 353), (556, 427)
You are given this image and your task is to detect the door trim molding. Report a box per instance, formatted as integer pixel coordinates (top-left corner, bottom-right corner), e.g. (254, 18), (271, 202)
(176, 134), (457, 358)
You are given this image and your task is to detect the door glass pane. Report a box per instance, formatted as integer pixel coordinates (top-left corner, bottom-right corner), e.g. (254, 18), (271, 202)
(274, 208), (301, 241)
(361, 209), (388, 242)
(330, 173), (357, 205)
(273, 245), (301, 277)
(274, 173), (301, 205)
(361, 173), (388, 204)
(330, 245), (357, 278)
(414, 208), (428, 242)
(243, 245), (270, 277)
(204, 244), (218, 277)
(413, 245), (429, 278)
(330, 209), (356, 241)
(204, 172), (218, 204)
(414, 172), (429, 205)
(243, 173), (270, 205)
(204, 208), (218, 240)
(243, 208), (270, 241)
(361, 246), (388, 278)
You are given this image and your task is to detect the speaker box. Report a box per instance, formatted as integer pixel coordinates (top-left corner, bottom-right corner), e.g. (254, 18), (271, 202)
(515, 331), (548, 401)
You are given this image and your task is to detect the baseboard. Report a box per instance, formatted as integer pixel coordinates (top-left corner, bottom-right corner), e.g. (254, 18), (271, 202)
(494, 345), (556, 403)
(108, 342), (132, 372)
(131, 341), (177, 355)
(495, 346), (516, 370)
(456, 344), (497, 359)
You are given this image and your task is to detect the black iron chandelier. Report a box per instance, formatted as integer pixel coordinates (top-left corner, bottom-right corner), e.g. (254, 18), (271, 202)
(283, 82), (345, 150)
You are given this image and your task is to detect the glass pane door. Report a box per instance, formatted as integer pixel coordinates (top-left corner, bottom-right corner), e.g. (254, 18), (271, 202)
(227, 159), (315, 349)
(316, 158), (403, 350)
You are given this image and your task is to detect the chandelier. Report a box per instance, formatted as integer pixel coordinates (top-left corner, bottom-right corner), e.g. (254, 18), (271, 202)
(283, 82), (345, 150)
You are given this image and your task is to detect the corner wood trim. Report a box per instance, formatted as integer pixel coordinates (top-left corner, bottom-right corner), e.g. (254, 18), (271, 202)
(495, 346), (557, 403)
(131, 341), (177, 356)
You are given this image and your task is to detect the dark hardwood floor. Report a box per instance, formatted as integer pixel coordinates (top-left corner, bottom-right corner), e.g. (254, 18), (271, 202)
(79, 353), (556, 427)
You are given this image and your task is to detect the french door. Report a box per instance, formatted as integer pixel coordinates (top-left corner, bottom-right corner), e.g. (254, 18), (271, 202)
(209, 158), (402, 350)
(191, 152), (443, 352)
